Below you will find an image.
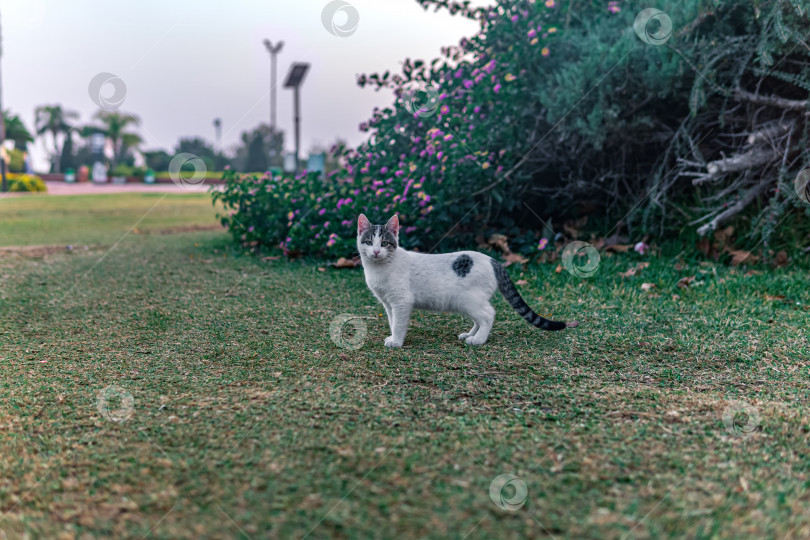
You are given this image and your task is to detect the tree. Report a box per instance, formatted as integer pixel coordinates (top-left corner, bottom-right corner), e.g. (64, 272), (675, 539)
(234, 124), (285, 172)
(143, 149), (173, 171)
(92, 110), (142, 170)
(59, 131), (75, 172)
(2, 110), (33, 149)
(35, 104), (78, 173)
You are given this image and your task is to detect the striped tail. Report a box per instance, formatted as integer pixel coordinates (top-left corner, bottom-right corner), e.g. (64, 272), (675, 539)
(490, 259), (578, 331)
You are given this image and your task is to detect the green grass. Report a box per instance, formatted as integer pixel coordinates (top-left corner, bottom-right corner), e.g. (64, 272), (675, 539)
(0, 192), (220, 247)
(1, 194), (809, 539)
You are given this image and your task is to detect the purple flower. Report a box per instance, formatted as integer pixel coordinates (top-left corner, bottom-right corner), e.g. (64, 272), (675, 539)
(494, 84), (502, 93)
(318, 208), (326, 216)
(463, 80), (474, 89)
(538, 238), (549, 250)
(380, 166), (388, 174)
(511, 14), (519, 23)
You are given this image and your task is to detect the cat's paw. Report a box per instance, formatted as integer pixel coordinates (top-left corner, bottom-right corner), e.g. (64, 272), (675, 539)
(458, 332), (470, 340)
(384, 336), (403, 348)
(464, 335), (488, 346)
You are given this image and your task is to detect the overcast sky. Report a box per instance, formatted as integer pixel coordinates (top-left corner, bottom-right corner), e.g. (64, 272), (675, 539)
(0, 0), (491, 170)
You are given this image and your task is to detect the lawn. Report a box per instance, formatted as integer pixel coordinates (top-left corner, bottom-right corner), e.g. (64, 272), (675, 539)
(1, 194), (809, 539)
(0, 192), (220, 247)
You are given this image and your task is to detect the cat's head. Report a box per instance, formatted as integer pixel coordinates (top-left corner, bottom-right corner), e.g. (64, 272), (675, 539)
(357, 214), (399, 263)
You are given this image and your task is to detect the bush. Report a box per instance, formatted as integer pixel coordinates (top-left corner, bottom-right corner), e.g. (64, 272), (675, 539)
(211, 169), (427, 257)
(217, 0), (810, 259)
(8, 148), (26, 173)
(7, 173), (47, 192)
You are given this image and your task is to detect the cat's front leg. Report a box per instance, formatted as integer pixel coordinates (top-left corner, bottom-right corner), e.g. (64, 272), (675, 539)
(385, 303), (412, 348)
(381, 302), (394, 341)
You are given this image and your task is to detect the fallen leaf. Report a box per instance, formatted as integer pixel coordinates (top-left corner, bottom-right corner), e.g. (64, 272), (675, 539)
(641, 283), (656, 291)
(555, 264), (563, 274)
(714, 225), (734, 245)
(262, 255), (281, 262)
(317, 267), (326, 272)
(765, 294), (786, 301)
(606, 243), (632, 253)
(333, 257), (356, 268)
(516, 279), (529, 286)
(727, 249), (758, 266)
(677, 276), (696, 288)
(502, 252), (528, 267)
(488, 234), (510, 254)
(744, 270), (762, 277)
(773, 250), (788, 268)
(618, 262), (649, 278)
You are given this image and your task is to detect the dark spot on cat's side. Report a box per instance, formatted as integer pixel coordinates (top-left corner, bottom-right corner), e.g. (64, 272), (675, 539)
(452, 254), (474, 277)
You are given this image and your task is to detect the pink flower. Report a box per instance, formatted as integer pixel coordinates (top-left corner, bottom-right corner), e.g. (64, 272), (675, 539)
(463, 80), (474, 89)
(528, 29), (537, 38)
(538, 238), (548, 250)
(634, 242), (649, 255)
(318, 208), (326, 216)
(494, 84), (502, 93)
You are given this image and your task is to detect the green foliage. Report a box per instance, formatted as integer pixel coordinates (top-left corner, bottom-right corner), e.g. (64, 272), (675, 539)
(217, 0), (810, 258)
(7, 173), (47, 192)
(8, 148), (26, 173)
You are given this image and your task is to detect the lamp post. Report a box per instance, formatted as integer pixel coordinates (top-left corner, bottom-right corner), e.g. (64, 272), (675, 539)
(283, 63), (310, 172)
(263, 39), (284, 131)
(213, 118), (221, 153)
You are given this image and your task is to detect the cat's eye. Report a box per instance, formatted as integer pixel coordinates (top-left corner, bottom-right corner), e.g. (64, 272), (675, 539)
(381, 241), (389, 247)
(364, 240), (373, 245)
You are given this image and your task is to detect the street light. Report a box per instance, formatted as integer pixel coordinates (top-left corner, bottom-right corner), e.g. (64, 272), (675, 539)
(213, 118), (221, 153)
(283, 63), (310, 172)
(263, 39), (284, 131)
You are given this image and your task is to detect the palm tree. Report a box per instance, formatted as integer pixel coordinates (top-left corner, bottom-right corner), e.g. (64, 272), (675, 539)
(3, 110), (33, 149)
(35, 105), (79, 173)
(93, 110), (142, 169)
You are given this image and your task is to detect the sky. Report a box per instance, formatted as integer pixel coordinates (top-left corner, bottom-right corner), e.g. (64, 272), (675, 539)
(0, 0), (491, 170)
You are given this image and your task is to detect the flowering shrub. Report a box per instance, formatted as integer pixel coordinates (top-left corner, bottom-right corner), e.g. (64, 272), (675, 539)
(211, 168), (434, 257)
(7, 173), (47, 192)
(216, 0), (810, 258)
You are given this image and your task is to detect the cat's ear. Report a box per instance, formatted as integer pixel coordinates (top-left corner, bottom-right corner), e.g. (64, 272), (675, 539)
(358, 214), (371, 235)
(385, 215), (400, 236)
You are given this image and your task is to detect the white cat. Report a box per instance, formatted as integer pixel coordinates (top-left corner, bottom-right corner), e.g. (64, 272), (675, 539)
(357, 214), (578, 347)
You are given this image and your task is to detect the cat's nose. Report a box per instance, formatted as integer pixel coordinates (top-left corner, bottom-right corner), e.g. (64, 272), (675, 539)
(373, 249), (380, 256)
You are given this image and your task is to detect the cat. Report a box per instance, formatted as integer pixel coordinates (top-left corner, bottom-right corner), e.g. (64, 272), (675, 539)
(357, 214), (578, 347)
